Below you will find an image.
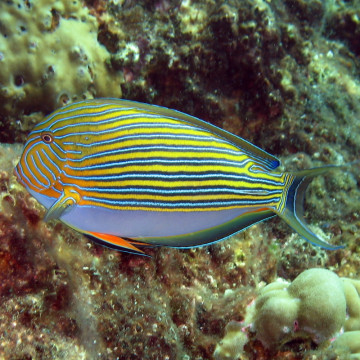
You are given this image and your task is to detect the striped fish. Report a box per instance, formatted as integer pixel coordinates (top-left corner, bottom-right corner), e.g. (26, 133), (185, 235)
(15, 98), (343, 254)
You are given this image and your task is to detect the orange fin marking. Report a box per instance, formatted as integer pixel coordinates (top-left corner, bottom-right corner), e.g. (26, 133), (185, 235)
(251, 208), (270, 213)
(88, 232), (144, 254)
(128, 239), (153, 247)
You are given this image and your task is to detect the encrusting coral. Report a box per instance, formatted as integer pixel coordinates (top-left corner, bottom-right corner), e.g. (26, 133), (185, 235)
(0, 0), (122, 125)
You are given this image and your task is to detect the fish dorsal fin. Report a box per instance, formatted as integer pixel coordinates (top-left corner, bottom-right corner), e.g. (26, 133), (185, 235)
(91, 98), (280, 171)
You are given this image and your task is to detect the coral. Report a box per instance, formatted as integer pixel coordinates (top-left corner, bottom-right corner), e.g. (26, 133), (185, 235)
(213, 321), (247, 360)
(331, 331), (360, 359)
(0, 0), (122, 141)
(252, 268), (346, 348)
(343, 278), (360, 332)
(330, 278), (360, 359)
(249, 269), (360, 358)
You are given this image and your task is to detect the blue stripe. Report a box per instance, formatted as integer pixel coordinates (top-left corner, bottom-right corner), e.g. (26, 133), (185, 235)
(39, 104), (134, 128)
(52, 142), (67, 155)
(64, 144), (244, 162)
(51, 113), (170, 133)
(82, 197), (280, 207)
(56, 132), (227, 146)
(24, 140), (67, 163)
(249, 164), (284, 178)
(63, 171), (285, 182)
(63, 171), (285, 187)
(37, 151), (56, 182)
(65, 158), (251, 170)
(60, 123), (197, 140)
(31, 154), (49, 187)
(16, 162), (43, 191)
(59, 181), (283, 195)
(41, 149), (62, 174)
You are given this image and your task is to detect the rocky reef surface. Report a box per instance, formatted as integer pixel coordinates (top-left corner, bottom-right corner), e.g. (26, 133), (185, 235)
(0, 0), (359, 359)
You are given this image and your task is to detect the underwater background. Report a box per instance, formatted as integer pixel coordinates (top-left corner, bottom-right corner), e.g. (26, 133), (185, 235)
(0, 0), (359, 359)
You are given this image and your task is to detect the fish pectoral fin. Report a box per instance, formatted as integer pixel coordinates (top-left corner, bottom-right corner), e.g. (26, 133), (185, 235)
(44, 188), (80, 222)
(85, 231), (149, 256)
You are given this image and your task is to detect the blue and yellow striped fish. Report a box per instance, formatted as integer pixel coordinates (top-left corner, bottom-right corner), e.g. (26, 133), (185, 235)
(15, 98), (343, 254)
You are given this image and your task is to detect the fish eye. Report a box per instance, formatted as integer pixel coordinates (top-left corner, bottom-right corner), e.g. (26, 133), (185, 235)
(41, 132), (54, 144)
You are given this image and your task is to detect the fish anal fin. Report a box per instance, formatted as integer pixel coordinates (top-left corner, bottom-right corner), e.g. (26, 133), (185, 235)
(142, 209), (275, 249)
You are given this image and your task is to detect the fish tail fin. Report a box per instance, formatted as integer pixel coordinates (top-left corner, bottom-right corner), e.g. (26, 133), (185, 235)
(277, 165), (344, 250)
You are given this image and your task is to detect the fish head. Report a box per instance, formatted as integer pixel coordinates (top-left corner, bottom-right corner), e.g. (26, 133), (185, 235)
(15, 126), (66, 200)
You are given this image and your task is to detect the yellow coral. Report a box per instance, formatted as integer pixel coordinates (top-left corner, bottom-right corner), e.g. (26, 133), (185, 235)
(252, 268), (347, 347)
(0, 0), (122, 117)
(249, 269), (360, 357)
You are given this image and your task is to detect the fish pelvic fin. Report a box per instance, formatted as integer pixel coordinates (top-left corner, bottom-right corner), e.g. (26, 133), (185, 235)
(277, 165), (345, 250)
(84, 231), (152, 256)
